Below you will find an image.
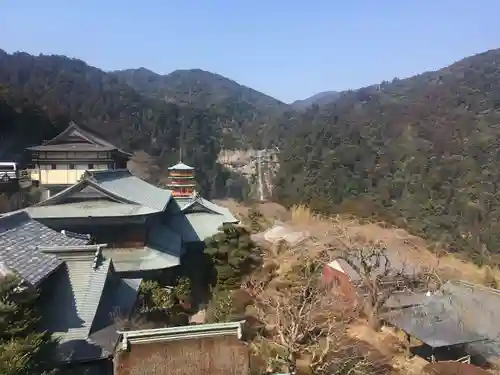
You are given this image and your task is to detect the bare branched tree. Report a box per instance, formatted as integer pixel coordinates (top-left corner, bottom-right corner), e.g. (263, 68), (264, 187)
(248, 259), (389, 375)
(335, 240), (419, 331)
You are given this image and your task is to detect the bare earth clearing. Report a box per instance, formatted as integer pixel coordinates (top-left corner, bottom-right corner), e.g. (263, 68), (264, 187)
(216, 199), (500, 375)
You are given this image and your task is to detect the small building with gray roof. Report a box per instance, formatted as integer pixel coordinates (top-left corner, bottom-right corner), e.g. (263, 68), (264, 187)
(382, 280), (500, 366)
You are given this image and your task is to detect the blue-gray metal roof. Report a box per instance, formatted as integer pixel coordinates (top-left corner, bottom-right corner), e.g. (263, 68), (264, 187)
(40, 257), (141, 363)
(87, 169), (172, 211)
(99, 223), (183, 272)
(166, 196), (239, 242)
(41, 256), (111, 361)
(27, 201), (158, 219)
(0, 211), (88, 285)
(102, 247), (180, 272)
(147, 222), (182, 255)
(89, 277), (142, 358)
(180, 196), (239, 223)
(167, 212), (231, 243)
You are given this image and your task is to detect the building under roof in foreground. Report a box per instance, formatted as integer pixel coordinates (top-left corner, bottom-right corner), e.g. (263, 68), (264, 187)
(0, 211), (141, 374)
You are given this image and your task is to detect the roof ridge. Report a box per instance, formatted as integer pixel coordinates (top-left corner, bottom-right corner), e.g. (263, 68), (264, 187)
(85, 169), (132, 180)
(449, 279), (500, 295)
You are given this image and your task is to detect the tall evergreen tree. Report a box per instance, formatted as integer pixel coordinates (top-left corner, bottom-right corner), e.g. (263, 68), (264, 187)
(0, 276), (59, 375)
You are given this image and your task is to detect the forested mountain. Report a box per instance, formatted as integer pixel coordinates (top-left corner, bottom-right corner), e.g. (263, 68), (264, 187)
(274, 48), (500, 263)
(291, 90), (340, 110)
(113, 68), (290, 148)
(0, 50), (249, 199)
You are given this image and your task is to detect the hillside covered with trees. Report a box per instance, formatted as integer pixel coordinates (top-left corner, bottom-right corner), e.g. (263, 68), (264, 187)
(112, 67), (290, 148)
(274, 48), (500, 263)
(0, 50), (249, 199)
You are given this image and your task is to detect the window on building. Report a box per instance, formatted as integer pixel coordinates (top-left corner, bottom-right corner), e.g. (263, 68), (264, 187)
(69, 164), (75, 170)
(50, 164), (57, 170)
(88, 163), (94, 170)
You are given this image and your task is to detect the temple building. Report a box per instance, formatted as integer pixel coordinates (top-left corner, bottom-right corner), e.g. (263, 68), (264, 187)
(27, 122), (131, 197)
(25, 166), (238, 277)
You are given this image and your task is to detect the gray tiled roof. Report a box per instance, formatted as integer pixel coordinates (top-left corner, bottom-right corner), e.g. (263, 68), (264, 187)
(382, 295), (484, 347)
(382, 280), (500, 350)
(28, 143), (115, 152)
(442, 281), (500, 340)
(27, 122), (131, 156)
(0, 211), (89, 285)
(86, 169), (172, 211)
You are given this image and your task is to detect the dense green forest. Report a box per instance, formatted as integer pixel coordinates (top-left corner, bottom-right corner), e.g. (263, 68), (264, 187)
(112, 67), (290, 148)
(0, 50), (249, 199)
(274, 48), (500, 263)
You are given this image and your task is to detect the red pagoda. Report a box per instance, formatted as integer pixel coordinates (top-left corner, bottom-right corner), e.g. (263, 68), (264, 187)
(166, 162), (196, 198)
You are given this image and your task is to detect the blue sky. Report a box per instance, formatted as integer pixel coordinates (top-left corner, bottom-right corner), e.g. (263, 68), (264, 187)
(1, 0), (499, 103)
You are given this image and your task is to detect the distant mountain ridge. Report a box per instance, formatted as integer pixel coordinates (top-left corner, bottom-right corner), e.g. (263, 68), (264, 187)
(111, 67), (293, 148)
(112, 67), (288, 112)
(291, 90), (341, 109)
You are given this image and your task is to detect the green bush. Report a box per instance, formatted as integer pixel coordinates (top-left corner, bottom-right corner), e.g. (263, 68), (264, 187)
(204, 224), (261, 291)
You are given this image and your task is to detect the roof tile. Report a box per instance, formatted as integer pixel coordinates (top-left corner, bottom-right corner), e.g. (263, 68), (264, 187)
(0, 211), (89, 285)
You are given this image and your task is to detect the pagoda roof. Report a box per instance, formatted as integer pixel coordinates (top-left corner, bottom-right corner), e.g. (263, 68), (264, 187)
(27, 122), (131, 156)
(168, 162), (194, 170)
